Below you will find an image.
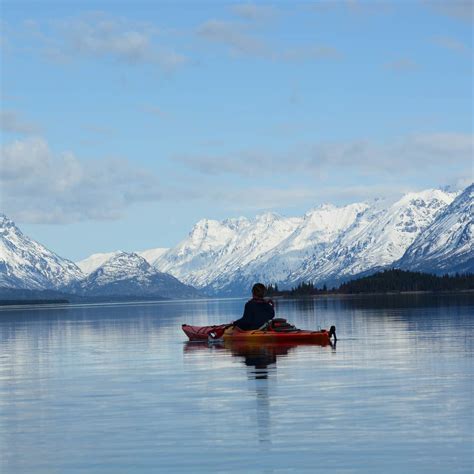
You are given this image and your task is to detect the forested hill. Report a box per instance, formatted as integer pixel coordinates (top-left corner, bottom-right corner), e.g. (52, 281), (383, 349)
(338, 269), (474, 294)
(267, 269), (474, 296)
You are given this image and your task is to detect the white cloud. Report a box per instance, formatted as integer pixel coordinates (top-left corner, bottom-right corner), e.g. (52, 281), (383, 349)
(196, 18), (341, 61)
(2, 133), (470, 225)
(206, 182), (413, 212)
(231, 4), (277, 21)
(0, 137), (166, 223)
(174, 132), (473, 178)
(197, 19), (266, 56)
(36, 12), (187, 70)
(280, 45), (342, 61)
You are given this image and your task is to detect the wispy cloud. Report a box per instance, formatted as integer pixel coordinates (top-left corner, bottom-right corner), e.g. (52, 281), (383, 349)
(196, 18), (341, 61)
(384, 58), (419, 72)
(0, 136), (168, 224)
(231, 4), (277, 21)
(280, 45), (342, 61)
(432, 35), (470, 54)
(310, 0), (393, 16)
(197, 19), (266, 56)
(30, 12), (188, 70)
(174, 132), (473, 178)
(423, 1), (474, 24)
(142, 105), (168, 117)
(205, 182), (413, 212)
(2, 132), (470, 224)
(0, 110), (41, 134)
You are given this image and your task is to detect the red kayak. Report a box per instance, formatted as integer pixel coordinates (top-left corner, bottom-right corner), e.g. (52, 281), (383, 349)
(182, 318), (336, 345)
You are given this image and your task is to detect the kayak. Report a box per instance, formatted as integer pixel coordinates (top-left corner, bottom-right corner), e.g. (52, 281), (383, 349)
(182, 319), (336, 345)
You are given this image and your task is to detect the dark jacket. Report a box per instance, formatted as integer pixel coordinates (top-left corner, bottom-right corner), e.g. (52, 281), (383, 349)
(233, 298), (275, 330)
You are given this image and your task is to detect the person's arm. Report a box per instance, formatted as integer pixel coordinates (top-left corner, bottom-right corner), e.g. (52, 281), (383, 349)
(268, 301), (275, 320)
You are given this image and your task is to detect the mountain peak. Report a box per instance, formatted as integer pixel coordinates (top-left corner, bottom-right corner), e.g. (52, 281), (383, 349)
(397, 188), (456, 207)
(98, 251), (150, 273)
(0, 214), (83, 290)
(0, 213), (19, 232)
(69, 249), (199, 298)
(397, 183), (473, 273)
(255, 212), (282, 223)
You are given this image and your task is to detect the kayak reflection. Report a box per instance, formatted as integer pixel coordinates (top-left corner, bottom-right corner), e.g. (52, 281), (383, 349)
(226, 341), (297, 378)
(183, 340), (295, 373)
(183, 340), (335, 376)
(183, 340), (335, 446)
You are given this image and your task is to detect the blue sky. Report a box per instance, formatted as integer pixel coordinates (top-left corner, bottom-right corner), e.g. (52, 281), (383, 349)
(1, 1), (472, 260)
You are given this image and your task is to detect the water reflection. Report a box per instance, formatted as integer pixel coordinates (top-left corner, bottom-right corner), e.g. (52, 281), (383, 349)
(184, 341), (325, 377)
(184, 340), (335, 447)
(1, 295), (472, 473)
(184, 341), (298, 447)
(311, 291), (474, 310)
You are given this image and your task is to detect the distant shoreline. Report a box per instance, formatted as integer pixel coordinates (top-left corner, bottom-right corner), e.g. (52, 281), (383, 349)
(0, 299), (71, 306)
(270, 289), (474, 299)
(1, 288), (473, 308)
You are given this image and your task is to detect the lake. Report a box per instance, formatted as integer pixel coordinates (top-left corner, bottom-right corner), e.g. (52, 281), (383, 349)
(0, 294), (473, 473)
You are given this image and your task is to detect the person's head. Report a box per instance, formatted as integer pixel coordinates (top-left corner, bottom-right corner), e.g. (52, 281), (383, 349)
(252, 283), (266, 299)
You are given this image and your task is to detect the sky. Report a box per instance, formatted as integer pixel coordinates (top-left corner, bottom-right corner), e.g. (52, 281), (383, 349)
(0, 0), (473, 261)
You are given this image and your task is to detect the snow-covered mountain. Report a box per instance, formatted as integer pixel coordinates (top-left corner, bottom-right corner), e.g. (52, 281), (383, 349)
(397, 184), (473, 274)
(76, 251), (120, 275)
(138, 247), (169, 266)
(0, 214), (84, 290)
(290, 188), (457, 285)
(153, 213), (302, 291)
(0, 216), (198, 299)
(186, 203), (370, 294)
(152, 187), (464, 294)
(68, 251), (199, 298)
(3, 184), (471, 298)
(77, 248), (169, 275)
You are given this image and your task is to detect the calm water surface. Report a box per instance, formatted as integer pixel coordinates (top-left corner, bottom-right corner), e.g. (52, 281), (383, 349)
(0, 294), (473, 473)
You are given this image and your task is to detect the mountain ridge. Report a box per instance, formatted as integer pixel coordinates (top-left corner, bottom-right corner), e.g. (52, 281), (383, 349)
(151, 187), (463, 294)
(1, 184), (472, 298)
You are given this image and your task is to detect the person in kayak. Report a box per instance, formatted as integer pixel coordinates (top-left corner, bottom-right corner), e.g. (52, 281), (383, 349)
(233, 283), (275, 331)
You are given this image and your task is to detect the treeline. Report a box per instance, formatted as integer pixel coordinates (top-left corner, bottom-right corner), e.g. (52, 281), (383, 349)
(266, 269), (474, 296)
(0, 299), (70, 306)
(267, 281), (329, 296)
(339, 269), (474, 293)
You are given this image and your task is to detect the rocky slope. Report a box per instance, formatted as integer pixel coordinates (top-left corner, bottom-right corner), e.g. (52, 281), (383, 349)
(152, 188), (462, 293)
(0, 214), (83, 289)
(397, 184), (473, 274)
(68, 251), (199, 298)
